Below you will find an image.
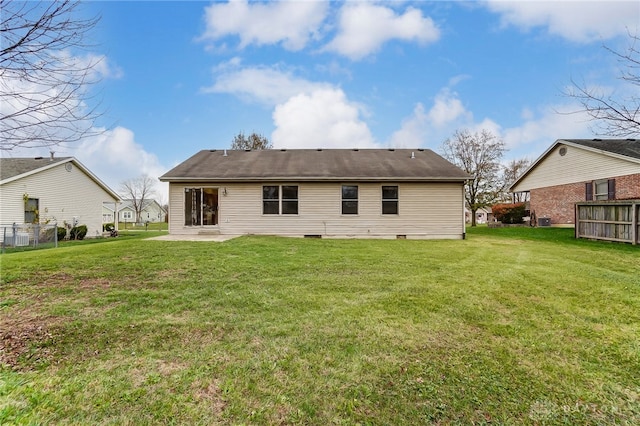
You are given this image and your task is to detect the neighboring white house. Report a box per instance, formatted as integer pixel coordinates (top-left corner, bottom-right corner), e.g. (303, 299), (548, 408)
(0, 156), (121, 237)
(102, 199), (166, 224)
(159, 149), (471, 239)
(464, 206), (494, 224)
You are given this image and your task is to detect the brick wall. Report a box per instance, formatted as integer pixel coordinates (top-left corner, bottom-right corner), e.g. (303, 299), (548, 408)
(615, 173), (640, 199)
(530, 173), (640, 225)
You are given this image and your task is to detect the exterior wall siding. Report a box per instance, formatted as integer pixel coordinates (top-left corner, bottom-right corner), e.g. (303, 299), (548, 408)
(512, 144), (640, 192)
(0, 163), (118, 237)
(530, 173), (640, 225)
(141, 203), (166, 222)
(168, 181), (465, 239)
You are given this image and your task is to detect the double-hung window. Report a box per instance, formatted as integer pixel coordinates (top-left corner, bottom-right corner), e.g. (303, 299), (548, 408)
(263, 185), (298, 215)
(24, 198), (38, 223)
(263, 186), (280, 214)
(594, 179), (610, 201)
(342, 185), (358, 215)
(586, 179), (616, 201)
(281, 186), (298, 214)
(382, 186), (398, 214)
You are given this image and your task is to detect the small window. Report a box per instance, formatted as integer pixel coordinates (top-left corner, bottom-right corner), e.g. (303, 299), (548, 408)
(24, 198), (39, 223)
(594, 180), (608, 201)
(382, 186), (398, 215)
(342, 185), (358, 215)
(263, 186), (279, 214)
(282, 185), (298, 215)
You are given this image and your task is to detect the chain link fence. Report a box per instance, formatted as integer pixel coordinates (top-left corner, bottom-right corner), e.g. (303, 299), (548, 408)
(1, 223), (60, 253)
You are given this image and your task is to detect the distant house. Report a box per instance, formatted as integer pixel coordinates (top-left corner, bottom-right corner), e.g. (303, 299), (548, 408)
(0, 156), (121, 237)
(103, 199), (166, 224)
(465, 206), (494, 224)
(159, 149), (471, 239)
(509, 139), (640, 226)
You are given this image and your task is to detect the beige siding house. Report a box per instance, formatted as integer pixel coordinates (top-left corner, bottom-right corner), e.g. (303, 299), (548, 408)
(159, 149), (470, 239)
(0, 156), (121, 237)
(465, 206), (494, 224)
(510, 139), (640, 226)
(103, 199), (167, 224)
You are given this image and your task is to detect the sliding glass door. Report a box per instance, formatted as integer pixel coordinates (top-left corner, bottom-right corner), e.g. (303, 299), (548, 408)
(184, 188), (218, 226)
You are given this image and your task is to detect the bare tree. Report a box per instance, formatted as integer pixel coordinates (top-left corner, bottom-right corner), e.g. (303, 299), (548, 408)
(0, 0), (102, 151)
(501, 157), (531, 203)
(120, 175), (157, 225)
(441, 129), (506, 227)
(231, 132), (272, 150)
(565, 31), (640, 137)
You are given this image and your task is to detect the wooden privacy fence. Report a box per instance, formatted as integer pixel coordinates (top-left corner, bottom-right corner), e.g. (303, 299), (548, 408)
(575, 200), (640, 245)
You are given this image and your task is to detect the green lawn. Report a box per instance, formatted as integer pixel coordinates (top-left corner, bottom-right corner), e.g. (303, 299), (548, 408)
(117, 221), (168, 231)
(1, 228), (638, 424)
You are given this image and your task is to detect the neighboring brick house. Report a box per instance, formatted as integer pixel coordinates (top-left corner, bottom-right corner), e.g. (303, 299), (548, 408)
(509, 139), (640, 226)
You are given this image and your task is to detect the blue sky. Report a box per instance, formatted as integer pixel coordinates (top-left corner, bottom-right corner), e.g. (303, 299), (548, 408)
(9, 1), (640, 200)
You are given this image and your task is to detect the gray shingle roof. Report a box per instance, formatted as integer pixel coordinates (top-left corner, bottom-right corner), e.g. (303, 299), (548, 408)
(562, 138), (640, 160)
(160, 149), (471, 182)
(0, 157), (72, 181)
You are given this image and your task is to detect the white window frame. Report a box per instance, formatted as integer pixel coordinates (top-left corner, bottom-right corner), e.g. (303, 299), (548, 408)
(594, 179), (608, 201)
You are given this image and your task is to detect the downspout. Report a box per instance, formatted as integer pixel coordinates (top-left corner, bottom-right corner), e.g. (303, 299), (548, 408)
(462, 183), (466, 240)
(114, 201), (119, 232)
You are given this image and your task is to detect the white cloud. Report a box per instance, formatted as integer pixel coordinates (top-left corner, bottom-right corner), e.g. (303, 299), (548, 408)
(200, 0), (328, 51)
(323, 3), (440, 60)
(388, 88), (473, 148)
(0, 50), (122, 152)
(212, 56), (243, 73)
(76, 53), (123, 80)
(388, 103), (429, 148)
(501, 104), (593, 156)
(272, 89), (377, 149)
(203, 64), (376, 148)
(0, 75), (85, 142)
(485, 1), (639, 43)
(427, 89), (471, 128)
(206, 66), (592, 158)
(0, 126), (170, 202)
(72, 127), (169, 202)
(386, 87), (597, 160)
(203, 65), (330, 105)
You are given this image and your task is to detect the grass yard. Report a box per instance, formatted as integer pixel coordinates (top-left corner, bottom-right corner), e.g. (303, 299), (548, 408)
(1, 228), (639, 424)
(118, 221), (168, 231)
